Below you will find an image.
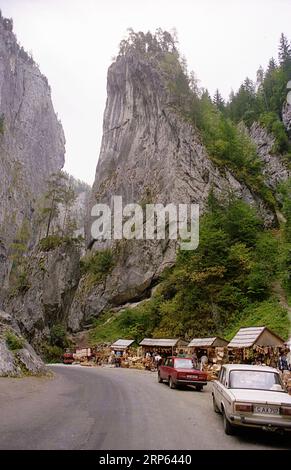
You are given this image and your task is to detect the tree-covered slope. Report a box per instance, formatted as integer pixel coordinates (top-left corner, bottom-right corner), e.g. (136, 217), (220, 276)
(89, 30), (291, 344)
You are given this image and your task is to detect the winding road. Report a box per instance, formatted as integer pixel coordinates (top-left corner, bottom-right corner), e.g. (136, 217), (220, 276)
(0, 365), (290, 450)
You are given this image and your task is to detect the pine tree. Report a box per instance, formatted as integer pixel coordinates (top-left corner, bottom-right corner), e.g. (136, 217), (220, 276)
(39, 172), (75, 238)
(243, 77), (256, 94)
(213, 89), (225, 112)
(256, 66), (264, 86)
(267, 57), (277, 73)
(278, 33), (291, 66)
(256, 66), (268, 111)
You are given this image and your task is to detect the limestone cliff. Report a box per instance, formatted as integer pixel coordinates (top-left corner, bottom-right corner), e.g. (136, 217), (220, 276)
(0, 13), (65, 286)
(4, 241), (81, 348)
(249, 122), (290, 189)
(68, 52), (289, 331)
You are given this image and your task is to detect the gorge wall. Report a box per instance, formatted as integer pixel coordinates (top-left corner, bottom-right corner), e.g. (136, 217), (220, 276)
(1, 19), (290, 348)
(68, 52), (290, 332)
(0, 13), (65, 288)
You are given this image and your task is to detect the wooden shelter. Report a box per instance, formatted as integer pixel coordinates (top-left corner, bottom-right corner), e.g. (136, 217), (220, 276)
(110, 339), (135, 355)
(227, 326), (285, 366)
(188, 337), (228, 349)
(139, 338), (188, 356)
(228, 326), (285, 349)
(188, 337), (229, 369)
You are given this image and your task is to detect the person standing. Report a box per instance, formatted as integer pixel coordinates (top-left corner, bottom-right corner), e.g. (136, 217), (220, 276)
(200, 352), (208, 371)
(192, 352), (198, 369)
(278, 351), (288, 372)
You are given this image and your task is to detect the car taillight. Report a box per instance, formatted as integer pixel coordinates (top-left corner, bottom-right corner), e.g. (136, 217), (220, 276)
(281, 406), (291, 416)
(235, 403), (253, 412)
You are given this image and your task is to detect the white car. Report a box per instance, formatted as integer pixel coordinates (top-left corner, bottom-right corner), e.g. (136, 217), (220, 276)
(212, 364), (291, 435)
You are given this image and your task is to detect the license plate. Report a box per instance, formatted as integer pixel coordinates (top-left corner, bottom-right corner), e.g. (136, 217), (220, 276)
(254, 405), (280, 415)
(187, 375), (198, 379)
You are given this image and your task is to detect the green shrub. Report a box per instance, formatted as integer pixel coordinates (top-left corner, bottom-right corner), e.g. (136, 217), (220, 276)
(39, 235), (62, 251)
(0, 114), (4, 134)
(259, 112), (290, 154)
(41, 344), (64, 363)
(6, 331), (25, 350)
(15, 271), (31, 293)
(9, 267), (31, 297)
(80, 249), (114, 283)
(38, 235), (81, 252)
(50, 324), (69, 348)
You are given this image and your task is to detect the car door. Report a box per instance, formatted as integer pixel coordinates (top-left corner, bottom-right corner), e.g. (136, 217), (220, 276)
(167, 357), (174, 381)
(162, 357), (173, 381)
(160, 358), (168, 379)
(217, 367), (233, 415)
(213, 367), (226, 412)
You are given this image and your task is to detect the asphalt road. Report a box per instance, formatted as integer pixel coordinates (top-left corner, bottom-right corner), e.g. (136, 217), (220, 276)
(0, 365), (290, 450)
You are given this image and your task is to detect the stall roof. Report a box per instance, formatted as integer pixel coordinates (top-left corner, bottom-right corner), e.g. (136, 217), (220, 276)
(228, 326), (285, 348)
(188, 337), (228, 348)
(140, 338), (182, 347)
(110, 339), (135, 350)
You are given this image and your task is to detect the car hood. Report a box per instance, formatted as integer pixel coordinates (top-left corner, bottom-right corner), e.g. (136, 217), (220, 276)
(229, 388), (291, 404)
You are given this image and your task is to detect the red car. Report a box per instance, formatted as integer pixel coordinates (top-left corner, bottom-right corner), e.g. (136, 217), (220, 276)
(63, 351), (74, 364)
(158, 356), (207, 391)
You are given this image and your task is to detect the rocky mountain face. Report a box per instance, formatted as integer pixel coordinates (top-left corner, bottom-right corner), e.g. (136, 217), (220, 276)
(55, 176), (91, 240)
(282, 101), (291, 133)
(1, 18), (290, 349)
(0, 311), (45, 377)
(249, 122), (290, 189)
(67, 53), (290, 332)
(4, 242), (81, 348)
(0, 13), (81, 360)
(0, 14), (65, 288)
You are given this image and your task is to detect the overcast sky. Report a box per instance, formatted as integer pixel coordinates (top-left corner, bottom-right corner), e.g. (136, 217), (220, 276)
(1, 0), (291, 184)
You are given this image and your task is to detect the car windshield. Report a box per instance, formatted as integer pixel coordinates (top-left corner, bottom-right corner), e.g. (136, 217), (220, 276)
(174, 358), (193, 369)
(229, 370), (283, 391)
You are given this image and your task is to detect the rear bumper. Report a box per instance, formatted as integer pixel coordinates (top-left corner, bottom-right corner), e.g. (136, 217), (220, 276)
(176, 379), (207, 387)
(229, 414), (291, 431)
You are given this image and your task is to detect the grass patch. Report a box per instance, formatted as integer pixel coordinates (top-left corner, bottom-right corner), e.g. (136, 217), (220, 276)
(89, 296), (162, 344)
(223, 299), (290, 341)
(5, 331), (25, 351)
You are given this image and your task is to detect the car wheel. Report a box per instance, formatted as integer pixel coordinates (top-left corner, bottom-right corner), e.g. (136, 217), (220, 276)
(158, 372), (163, 383)
(169, 377), (176, 389)
(195, 384), (203, 391)
(223, 410), (235, 436)
(212, 395), (220, 413)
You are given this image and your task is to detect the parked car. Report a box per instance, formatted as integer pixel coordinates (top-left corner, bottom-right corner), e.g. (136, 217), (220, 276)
(158, 356), (207, 391)
(63, 350), (74, 364)
(212, 364), (291, 435)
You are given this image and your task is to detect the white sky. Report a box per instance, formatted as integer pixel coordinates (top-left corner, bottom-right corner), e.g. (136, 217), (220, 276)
(1, 0), (291, 184)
